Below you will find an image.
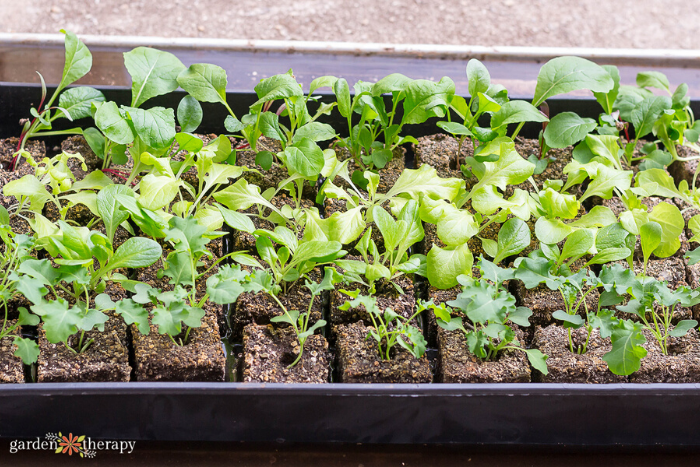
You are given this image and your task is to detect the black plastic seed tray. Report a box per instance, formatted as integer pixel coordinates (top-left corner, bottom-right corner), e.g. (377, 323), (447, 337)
(1, 82), (700, 446)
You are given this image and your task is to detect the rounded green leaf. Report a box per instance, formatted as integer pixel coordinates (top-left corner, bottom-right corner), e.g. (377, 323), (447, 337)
(58, 87), (105, 121)
(494, 218), (531, 264)
(124, 47), (186, 107)
(95, 101), (134, 145)
(284, 138), (324, 177)
(108, 237), (163, 270)
(533, 56), (614, 107)
(177, 63), (228, 105)
(177, 95), (203, 133)
(427, 243), (473, 290)
(491, 100), (548, 130)
(543, 112), (597, 149)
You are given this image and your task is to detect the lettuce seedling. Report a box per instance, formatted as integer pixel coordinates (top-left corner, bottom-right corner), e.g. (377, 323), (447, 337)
(11, 30), (105, 171)
(340, 289), (426, 361)
(421, 258), (548, 373)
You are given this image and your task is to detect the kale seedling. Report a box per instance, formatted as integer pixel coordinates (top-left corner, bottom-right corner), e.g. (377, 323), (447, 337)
(340, 289), (426, 361)
(421, 258), (548, 373)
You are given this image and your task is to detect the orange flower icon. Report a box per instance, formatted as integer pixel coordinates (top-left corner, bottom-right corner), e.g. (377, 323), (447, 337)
(57, 433), (85, 456)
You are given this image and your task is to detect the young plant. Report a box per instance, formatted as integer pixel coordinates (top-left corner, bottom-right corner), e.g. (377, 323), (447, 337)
(11, 30), (104, 171)
(0, 208), (41, 364)
(421, 258), (548, 373)
(340, 289), (426, 361)
(4, 151), (112, 230)
(334, 200), (425, 294)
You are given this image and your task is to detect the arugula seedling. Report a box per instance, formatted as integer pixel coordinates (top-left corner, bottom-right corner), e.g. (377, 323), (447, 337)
(340, 289), (426, 361)
(11, 30), (105, 171)
(421, 258), (548, 374)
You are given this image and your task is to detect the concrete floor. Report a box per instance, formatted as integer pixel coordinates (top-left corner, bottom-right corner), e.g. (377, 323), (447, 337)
(1, 0), (697, 49)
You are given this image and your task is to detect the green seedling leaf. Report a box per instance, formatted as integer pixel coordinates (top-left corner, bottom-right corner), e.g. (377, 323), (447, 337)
(552, 309), (585, 327)
(603, 320), (647, 376)
(402, 77), (455, 125)
(32, 298), (81, 344)
(467, 58), (491, 98)
(533, 56), (614, 107)
(124, 47), (186, 107)
(107, 237), (162, 271)
(543, 112), (597, 148)
(524, 349), (549, 375)
(177, 95), (203, 133)
(13, 337), (40, 365)
(97, 184), (132, 244)
(125, 106), (176, 149)
(493, 218), (531, 264)
(630, 96), (672, 139)
(670, 320), (698, 338)
(177, 63), (228, 105)
(648, 202), (684, 258)
(427, 243), (473, 289)
(95, 101), (134, 145)
(58, 87), (105, 120)
(560, 228), (594, 263)
(285, 138), (325, 177)
(491, 100), (548, 130)
(593, 65), (620, 114)
(253, 71), (302, 108)
(637, 71), (671, 93)
(59, 29), (92, 91)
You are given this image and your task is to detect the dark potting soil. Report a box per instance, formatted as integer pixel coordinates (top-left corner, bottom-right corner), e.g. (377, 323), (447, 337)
(131, 311), (225, 382)
(0, 320), (26, 383)
(237, 137), (316, 200)
(413, 133), (476, 182)
(233, 193), (314, 253)
(241, 324), (330, 383)
(44, 198), (96, 226)
(436, 326), (530, 383)
(334, 321), (432, 383)
(231, 269), (324, 340)
(629, 328), (700, 383)
(329, 272), (415, 327)
(531, 325), (626, 383)
(0, 138), (45, 177)
(424, 285), (461, 347)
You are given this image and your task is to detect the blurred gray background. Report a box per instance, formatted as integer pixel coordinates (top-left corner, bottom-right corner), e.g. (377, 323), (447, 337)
(1, 0), (695, 48)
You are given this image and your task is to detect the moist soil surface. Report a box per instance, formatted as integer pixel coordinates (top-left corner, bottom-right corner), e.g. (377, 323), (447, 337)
(629, 328), (700, 383)
(331, 145), (406, 194)
(334, 321), (432, 383)
(437, 326), (531, 383)
(531, 325), (626, 383)
(0, 320), (26, 383)
(61, 135), (134, 184)
(241, 324), (330, 383)
(232, 269), (324, 340)
(131, 311), (225, 382)
(413, 133), (476, 183)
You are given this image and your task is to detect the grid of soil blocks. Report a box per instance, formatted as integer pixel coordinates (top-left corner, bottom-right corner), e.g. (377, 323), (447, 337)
(628, 328), (700, 383)
(241, 324), (330, 383)
(0, 321), (26, 383)
(531, 325), (626, 383)
(335, 321), (432, 383)
(436, 326), (531, 383)
(231, 269), (324, 339)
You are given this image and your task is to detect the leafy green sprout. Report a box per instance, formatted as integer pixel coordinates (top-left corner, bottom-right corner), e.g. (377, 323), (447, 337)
(340, 289), (426, 361)
(422, 259), (548, 374)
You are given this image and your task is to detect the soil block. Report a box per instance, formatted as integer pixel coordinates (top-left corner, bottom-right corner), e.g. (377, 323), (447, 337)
(37, 282), (131, 382)
(531, 325), (626, 383)
(330, 273), (415, 327)
(629, 328), (700, 383)
(233, 193), (314, 253)
(0, 320), (26, 383)
(413, 133), (476, 183)
(0, 137), (45, 178)
(436, 326), (531, 383)
(131, 311), (225, 382)
(237, 137), (316, 200)
(334, 321), (432, 383)
(61, 135), (134, 184)
(232, 269), (324, 340)
(241, 324), (330, 383)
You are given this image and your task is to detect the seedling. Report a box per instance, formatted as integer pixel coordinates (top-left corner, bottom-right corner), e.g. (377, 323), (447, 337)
(340, 289), (425, 361)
